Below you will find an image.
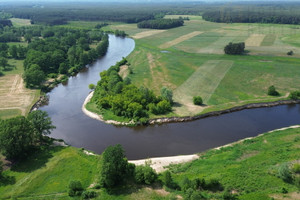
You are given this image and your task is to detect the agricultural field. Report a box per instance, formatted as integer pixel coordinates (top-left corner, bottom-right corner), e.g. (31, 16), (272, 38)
(103, 15), (300, 117)
(0, 59), (40, 119)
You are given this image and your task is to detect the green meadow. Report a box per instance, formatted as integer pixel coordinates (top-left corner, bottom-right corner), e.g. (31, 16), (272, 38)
(101, 15), (300, 116)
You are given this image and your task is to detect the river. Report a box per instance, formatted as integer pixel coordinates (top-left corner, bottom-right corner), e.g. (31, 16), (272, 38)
(40, 35), (300, 160)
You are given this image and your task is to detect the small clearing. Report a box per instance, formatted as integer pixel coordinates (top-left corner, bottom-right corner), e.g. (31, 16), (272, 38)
(132, 30), (166, 39)
(0, 74), (39, 116)
(159, 31), (203, 49)
(118, 65), (129, 79)
(129, 154), (199, 173)
(173, 60), (234, 116)
(10, 18), (32, 27)
(245, 34), (266, 47)
(270, 192), (300, 200)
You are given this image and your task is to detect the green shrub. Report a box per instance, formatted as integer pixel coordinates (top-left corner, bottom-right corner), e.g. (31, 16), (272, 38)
(89, 84), (95, 90)
(281, 187), (288, 194)
(278, 163), (292, 182)
(289, 91), (300, 100)
(292, 163), (300, 173)
(268, 85), (279, 96)
(287, 50), (294, 56)
(162, 170), (179, 189)
(134, 165), (157, 185)
(193, 96), (203, 105)
(47, 73), (58, 79)
(181, 177), (192, 192)
(68, 180), (83, 197)
(82, 190), (97, 199)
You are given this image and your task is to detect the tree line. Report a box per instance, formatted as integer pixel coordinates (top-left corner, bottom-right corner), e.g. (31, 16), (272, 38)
(137, 18), (184, 29)
(90, 58), (173, 123)
(203, 10), (300, 25)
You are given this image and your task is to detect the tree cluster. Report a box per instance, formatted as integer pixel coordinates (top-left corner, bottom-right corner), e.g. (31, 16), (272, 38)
(91, 58), (172, 122)
(137, 18), (184, 29)
(203, 10), (300, 25)
(0, 20), (12, 28)
(289, 91), (300, 100)
(21, 27), (108, 88)
(0, 110), (55, 159)
(224, 42), (245, 55)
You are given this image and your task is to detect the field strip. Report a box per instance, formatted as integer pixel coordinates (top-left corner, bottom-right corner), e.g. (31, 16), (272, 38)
(197, 35), (236, 54)
(132, 30), (166, 39)
(159, 31), (203, 49)
(245, 34), (266, 47)
(173, 60), (234, 116)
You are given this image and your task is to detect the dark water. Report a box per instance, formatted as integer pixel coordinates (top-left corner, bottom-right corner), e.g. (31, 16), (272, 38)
(41, 35), (300, 160)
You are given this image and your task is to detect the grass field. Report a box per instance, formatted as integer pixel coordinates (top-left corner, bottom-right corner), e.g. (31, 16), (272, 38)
(10, 18), (32, 27)
(0, 59), (40, 119)
(101, 15), (300, 116)
(1, 127), (299, 199)
(168, 127), (300, 200)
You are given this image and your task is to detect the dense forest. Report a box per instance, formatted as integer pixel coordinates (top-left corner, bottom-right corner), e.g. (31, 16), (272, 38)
(90, 58), (173, 123)
(0, 25), (109, 88)
(202, 10), (300, 24)
(137, 19), (184, 29)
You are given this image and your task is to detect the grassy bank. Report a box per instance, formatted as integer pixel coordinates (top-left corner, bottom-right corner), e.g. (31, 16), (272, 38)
(1, 127), (300, 199)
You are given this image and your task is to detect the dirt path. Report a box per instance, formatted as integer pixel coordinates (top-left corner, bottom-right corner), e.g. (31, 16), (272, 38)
(159, 31), (203, 49)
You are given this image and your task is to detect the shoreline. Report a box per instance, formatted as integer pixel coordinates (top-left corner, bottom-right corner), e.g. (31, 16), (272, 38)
(128, 125), (300, 173)
(82, 91), (300, 126)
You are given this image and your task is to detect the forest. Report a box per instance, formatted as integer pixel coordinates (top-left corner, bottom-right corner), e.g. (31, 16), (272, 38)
(137, 18), (184, 29)
(90, 58), (173, 123)
(202, 10), (300, 24)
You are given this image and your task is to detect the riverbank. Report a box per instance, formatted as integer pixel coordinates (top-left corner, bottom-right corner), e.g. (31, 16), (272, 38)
(83, 90), (300, 126)
(127, 125), (300, 173)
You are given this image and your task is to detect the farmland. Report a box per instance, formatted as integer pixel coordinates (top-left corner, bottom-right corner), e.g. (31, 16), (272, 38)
(102, 15), (300, 117)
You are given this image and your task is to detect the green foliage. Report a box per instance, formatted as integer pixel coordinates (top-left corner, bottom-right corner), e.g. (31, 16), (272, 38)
(99, 144), (132, 188)
(292, 163), (300, 174)
(68, 180), (84, 197)
(137, 18), (184, 29)
(27, 110), (56, 141)
(224, 42), (245, 55)
(161, 87), (173, 104)
(134, 164), (157, 185)
(0, 160), (3, 178)
(289, 91), (300, 100)
(193, 96), (203, 105)
(0, 116), (35, 159)
(162, 170), (178, 189)
(0, 111), (55, 159)
(82, 190), (97, 199)
(89, 83), (95, 90)
(267, 85), (279, 96)
(287, 50), (294, 56)
(0, 57), (8, 69)
(277, 163), (291, 182)
(23, 64), (45, 88)
(115, 29), (126, 37)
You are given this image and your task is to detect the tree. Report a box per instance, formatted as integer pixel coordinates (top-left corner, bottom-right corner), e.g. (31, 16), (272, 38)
(287, 50), (294, 56)
(0, 160), (3, 178)
(161, 87), (173, 104)
(27, 110), (56, 142)
(193, 96), (203, 105)
(224, 42), (245, 55)
(268, 85), (279, 96)
(134, 164), (157, 185)
(23, 64), (45, 88)
(99, 144), (130, 188)
(9, 45), (18, 59)
(89, 84), (95, 90)
(0, 57), (8, 70)
(0, 116), (35, 159)
(68, 180), (83, 197)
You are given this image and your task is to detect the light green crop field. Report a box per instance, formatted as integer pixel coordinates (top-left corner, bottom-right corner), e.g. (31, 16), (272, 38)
(0, 58), (40, 119)
(10, 18), (32, 27)
(103, 15), (300, 116)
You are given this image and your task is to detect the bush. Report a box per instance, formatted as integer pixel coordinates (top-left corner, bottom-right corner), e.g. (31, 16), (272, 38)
(68, 180), (83, 197)
(162, 170), (178, 189)
(193, 96), (203, 105)
(289, 91), (300, 100)
(135, 165), (157, 185)
(278, 163), (292, 182)
(82, 190), (97, 199)
(287, 50), (294, 56)
(89, 84), (95, 90)
(268, 85), (279, 96)
(292, 163), (300, 173)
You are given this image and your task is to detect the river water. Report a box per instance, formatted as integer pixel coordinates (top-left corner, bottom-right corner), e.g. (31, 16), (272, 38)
(41, 35), (300, 160)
